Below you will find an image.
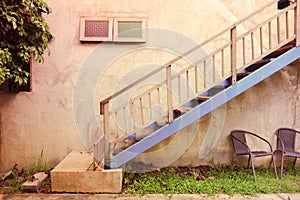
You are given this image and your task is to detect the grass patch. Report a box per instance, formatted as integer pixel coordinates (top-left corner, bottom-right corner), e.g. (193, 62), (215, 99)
(123, 164), (300, 195)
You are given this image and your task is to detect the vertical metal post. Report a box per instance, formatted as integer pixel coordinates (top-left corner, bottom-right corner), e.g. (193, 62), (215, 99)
(277, 16), (281, 44)
(268, 22), (272, 49)
(194, 65), (198, 94)
(260, 27), (263, 55)
(166, 65), (173, 123)
(251, 32), (255, 60)
(286, 11), (289, 40)
(230, 25), (237, 85)
(296, 0), (300, 46)
(101, 101), (111, 168)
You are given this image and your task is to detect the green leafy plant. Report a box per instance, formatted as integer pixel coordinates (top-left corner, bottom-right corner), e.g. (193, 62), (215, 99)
(5, 170), (23, 194)
(36, 149), (48, 172)
(24, 149), (48, 174)
(0, 0), (54, 85)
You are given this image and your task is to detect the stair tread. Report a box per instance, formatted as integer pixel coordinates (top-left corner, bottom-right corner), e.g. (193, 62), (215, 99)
(271, 44), (294, 56)
(196, 96), (211, 101)
(252, 58), (273, 66)
(237, 72), (252, 76)
(111, 134), (136, 144)
(213, 85), (228, 89)
(176, 106), (193, 113)
(156, 118), (168, 127)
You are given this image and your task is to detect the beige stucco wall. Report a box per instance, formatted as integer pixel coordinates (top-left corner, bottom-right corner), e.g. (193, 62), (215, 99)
(0, 0), (299, 172)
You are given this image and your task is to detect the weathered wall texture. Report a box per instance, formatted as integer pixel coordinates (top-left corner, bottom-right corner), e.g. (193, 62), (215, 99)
(0, 0), (299, 171)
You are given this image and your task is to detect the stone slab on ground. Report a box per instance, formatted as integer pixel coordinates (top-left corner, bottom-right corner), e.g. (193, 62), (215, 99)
(22, 172), (48, 192)
(51, 151), (123, 193)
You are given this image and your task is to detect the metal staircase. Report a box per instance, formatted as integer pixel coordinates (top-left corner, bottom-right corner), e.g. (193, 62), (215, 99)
(92, 0), (300, 169)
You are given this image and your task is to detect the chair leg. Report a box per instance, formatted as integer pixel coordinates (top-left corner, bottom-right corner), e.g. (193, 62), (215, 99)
(231, 155), (236, 172)
(247, 156), (251, 169)
(280, 154), (284, 179)
(293, 157), (297, 168)
(250, 157), (257, 181)
(271, 155), (278, 179)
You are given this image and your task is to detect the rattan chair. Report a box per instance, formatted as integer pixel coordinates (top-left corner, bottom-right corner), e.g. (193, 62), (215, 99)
(274, 128), (300, 178)
(230, 130), (278, 181)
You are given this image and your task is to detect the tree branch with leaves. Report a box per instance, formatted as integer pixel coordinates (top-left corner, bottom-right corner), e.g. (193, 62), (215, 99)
(0, 0), (53, 86)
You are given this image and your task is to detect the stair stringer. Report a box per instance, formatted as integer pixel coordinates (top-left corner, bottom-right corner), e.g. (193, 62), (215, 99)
(109, 46), (300, 169)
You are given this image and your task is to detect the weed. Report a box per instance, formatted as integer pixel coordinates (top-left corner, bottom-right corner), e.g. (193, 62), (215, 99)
(25, 149), (48, 175)
(189, 162), (195, 168)
(36, 150), (48, 172)
(5, 171), (23, 194)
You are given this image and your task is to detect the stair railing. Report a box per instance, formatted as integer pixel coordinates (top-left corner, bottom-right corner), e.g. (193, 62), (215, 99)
(96, 0), (298, 167)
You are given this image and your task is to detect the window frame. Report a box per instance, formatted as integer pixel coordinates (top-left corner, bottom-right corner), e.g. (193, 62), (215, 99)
(79, 17), (113, 42)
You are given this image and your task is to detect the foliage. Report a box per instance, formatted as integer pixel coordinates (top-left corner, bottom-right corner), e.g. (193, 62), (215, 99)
(24, 149), (48, 174)
(36, 149), (48, 172)
(123, 164), (300, 195)
(0, 0), (53, 85)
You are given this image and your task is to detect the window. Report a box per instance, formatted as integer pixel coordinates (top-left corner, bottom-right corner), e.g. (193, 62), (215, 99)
(80, 17), (147, 42)
(113, 18), (147, 42)
(79, 17), (113, 41)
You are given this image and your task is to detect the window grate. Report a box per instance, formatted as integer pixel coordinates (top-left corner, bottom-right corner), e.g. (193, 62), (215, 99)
(84, 20), (110, 37)
(80, 17), (113, 41)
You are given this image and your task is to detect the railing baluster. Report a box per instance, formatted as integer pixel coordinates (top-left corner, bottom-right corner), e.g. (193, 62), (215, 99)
(230, 25), (237, 85)
(157, 88), (160, 109)
(194, 65), (198, 93)
(242, 37), (246, 65)
(277, 16), (280, 44)
(123, 107), (127, 134)
(251, 32), (254, 60)
(260, 27), (263, 55)
(186, 70), (189, 99)
(212, 54), (216, 83)
(178, 75), (181, 103)
(203, 60), (207, 88)
(139, 97), (144, 125)
(114, 112), (118, 139)
(286, 11), (289, 39)
(166, 65), (173, 123)
(130, 102), (135, 131)
(268, 21), (272, 49)
(221, 49), (224, 77)
(148, 92), (152, 120)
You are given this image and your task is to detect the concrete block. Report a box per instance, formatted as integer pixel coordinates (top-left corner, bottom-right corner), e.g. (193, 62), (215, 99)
(51, 151), (123, 193)
(22, 172), (48, 192)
